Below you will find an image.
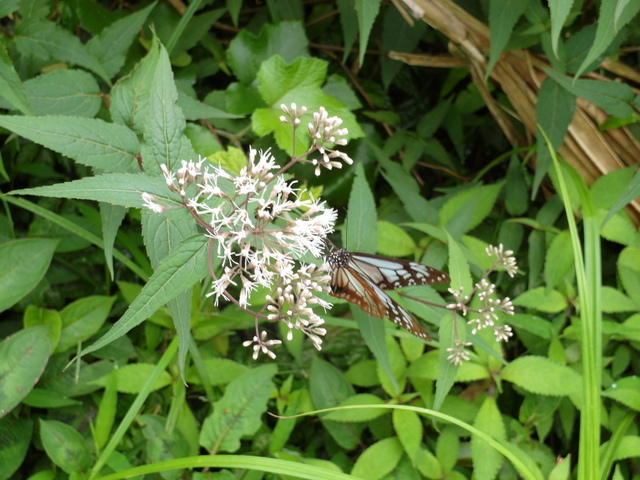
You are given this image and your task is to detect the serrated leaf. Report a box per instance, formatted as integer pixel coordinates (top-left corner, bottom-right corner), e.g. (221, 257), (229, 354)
(471, 396), (505, 479)
(513, 287), (568, 313)
(139, 414), (190, 466)
(501, 356), (581, 396)
(545, 68), (634, 117)
(486, 0), (532, 77)
(575, 0), (640, 78)
(0, 115), (140, 172)
(15, 19), (110, 84)
(0, 238), (59, 312)
(11, 173), (180, 209)
(0, 44), (33, 115)
(354, 0), (381, 66)
(0, 325), (53, 417)
(440, 183), (504, 238)
(599, 286), (637, 313)
(200, 365), (277, 452)
(39, 420), (92, 473)
(252, 55), (363, 156)
(143, 41), (196, 172)
(351, 436), (403, 480)
(602, 377), (640, 411)
(393, 409), (421, 460)
(346, 162), (377, 253)
(549, 0), (574, 58)
(19, 70), (100, 116)
(80, 235), (209, 356)
(87, 3), (156, 79)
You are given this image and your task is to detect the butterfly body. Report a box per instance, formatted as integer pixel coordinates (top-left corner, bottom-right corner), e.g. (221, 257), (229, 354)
(327, 248), (449, 340)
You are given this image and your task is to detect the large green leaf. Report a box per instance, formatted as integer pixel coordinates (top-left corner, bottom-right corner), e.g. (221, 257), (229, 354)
(0, 115), (140, 172)
(199, 365), (278, 453)
(0, 238), (59, 312)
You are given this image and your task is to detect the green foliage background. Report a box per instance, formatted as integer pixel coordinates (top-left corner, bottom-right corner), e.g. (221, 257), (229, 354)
(1, 1), (640, 479)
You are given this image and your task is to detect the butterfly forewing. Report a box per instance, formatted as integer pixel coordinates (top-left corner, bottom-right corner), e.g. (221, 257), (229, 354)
(347, 252), (450, 290)
(327, 248), (448, 340)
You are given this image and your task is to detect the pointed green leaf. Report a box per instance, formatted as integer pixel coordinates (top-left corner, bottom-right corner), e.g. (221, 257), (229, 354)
(200, 365), (277, 452)
(501, 356), (581, 396)
(0, 115), (140, 172)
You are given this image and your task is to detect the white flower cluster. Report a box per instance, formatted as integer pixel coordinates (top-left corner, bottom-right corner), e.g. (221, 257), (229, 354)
(143, 146), (340, 355)
(445, 244), (517, 364)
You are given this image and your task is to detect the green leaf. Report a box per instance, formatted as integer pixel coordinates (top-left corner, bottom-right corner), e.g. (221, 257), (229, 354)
(351, 436), (403, 480)
(599, 286), (637, 313)
(90, 364), (172, 393)
(0, 417), (33, 479)
(139, 414), (190, 465)
(513, 287), (568, 313)
(440, 183), (504, 237)
(345, 359), (380, 387)
(0, 238), (58, 312)
(549, 0), (574, 58)
(324, 394), (387, 422)
(415, 445), (444, 478)
(354, 0), (381, 66)
(436, 426), (460, 473)
(200, 365), (277, 453)
(252, 55), (363, 156)
(23, 389), (81, 408)
(309, 356), (355, 410)
(601, 169), (640, 228)
(486, 0), (532, 77)
(337, 0), (358, 63)
(377, 221), (416, 257)
(602, 377), (640, 411)
(86, 2), (156, 79)
(575, 0), (640, 78)
(393, 409), (421, 460)
(0, 44), (34, 115)
(15, 19), (110, 84)
(501, 356), (581, 396)
(346, 162), (377, 253)
(80, 235), (209, 356)
(11, 173), (180, 209)
(545, 230), (574, 289)
(0, 325), (53, 416)
(39, 420), (92, 474)
(56, 296), (116, 353)
(534, 77), (576, 191)
(186, 358), (249, 386)
(227, 21), (309, 85)
(143, 41), (196, 172)
(471, 396), (505, 479)
(0, 115), (140, 172)
(618, 247), (640, 307)
(434, 314), (461, 410)
(545, 68), (634, 117)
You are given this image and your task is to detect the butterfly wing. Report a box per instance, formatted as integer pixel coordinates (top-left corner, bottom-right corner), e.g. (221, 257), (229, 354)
(330, 265), (431, 340)
(348, 252), (450, 290)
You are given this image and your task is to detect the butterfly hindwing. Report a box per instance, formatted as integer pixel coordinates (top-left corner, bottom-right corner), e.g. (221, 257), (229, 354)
(330, 265), (431, 340)
(327, 248), (447, 340)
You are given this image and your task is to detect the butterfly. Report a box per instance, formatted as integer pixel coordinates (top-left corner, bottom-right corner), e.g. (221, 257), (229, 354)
(326, 247), (450, 340)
